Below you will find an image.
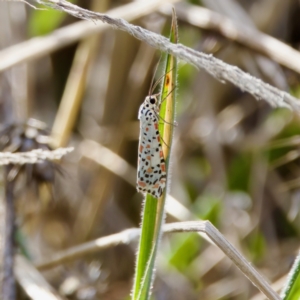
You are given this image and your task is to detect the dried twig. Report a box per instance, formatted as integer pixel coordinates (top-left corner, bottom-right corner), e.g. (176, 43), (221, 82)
(0, 146), (72, 299)
(35, 221), (281, 300)
(32, 0), (300, 112)
(1, 0), (41, 10)
(161, 3), (300, 74)
(0, 147), (73, 165)
(36, 228), (141, 270)
(2, 181), (15, 300)
(15, 255), (67, 300)
(0, 0), (179, 72)
(164, 222), (281, 300)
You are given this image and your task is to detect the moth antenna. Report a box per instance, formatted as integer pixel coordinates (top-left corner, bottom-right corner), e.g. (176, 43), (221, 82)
(149, 55), (162, 95)
(160, 134), (170, 149)
(151, 67), (176, 95)
(160, 84), (177, 105)
(157, 115), (177, 127)
(152, 92), (161, 98)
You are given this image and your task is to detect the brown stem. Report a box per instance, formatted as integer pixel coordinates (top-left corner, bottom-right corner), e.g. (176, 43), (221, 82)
(2, 180), (15, 300)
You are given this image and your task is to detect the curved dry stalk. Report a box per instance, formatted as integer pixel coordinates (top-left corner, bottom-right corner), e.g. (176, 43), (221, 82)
(30, 0), (300, 112)
(1, 0), (299, 111)
(164, 221), (281, 300)
(251, 275), (287, 300)
(35, 221), (280, 300)
(161, 3), (300, 74)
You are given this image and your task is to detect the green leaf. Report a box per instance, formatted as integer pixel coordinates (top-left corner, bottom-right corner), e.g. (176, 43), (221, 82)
(132, 9), (178, 300)
(194, 194), (222, 226)
(281, 253), (300, 300)
(246, 231), (266, 263)
(29, 9), (65, 36)
(169, 234), (201, 273)
(227, 153), (252, 192)
(132, 196), (158, 299)
(28, 1), (76, 36)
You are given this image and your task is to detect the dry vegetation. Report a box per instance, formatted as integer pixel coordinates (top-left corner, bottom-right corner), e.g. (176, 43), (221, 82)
(1, 0), (300, 299)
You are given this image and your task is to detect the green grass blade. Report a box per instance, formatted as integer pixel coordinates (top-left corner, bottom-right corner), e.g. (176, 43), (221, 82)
(281, 252), (300, 300)
(132, 195), (158, 299)
(132, 9), (178, 300)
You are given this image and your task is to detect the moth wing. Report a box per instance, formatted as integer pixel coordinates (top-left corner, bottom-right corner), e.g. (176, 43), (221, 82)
(149, 118), (166, 198)
(137, 105), (167, 198)
(136, 115), (152, 194)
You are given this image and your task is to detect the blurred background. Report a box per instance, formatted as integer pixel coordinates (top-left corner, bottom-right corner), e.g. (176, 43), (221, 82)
(1, 0), (300, 299)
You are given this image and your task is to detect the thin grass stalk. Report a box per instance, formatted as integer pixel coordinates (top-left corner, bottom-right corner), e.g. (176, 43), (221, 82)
(132, 198), (158, 299)
(281, 251), (300, 299)
(132, 10), (178, 300)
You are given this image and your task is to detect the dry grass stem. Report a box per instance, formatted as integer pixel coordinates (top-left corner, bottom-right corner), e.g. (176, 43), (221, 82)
(161, 3), (300, 74)
(250, 275), (287, 300)
(15, 255), (67, 300)
(0, 0), (179, 73)
(36, 228), (141, 270)
(50, 0), (108, 148)
(31, 0), (300, 112)
(35, 221), (280, 300)
(0, 147), (73, 165)
(80, 140), (136, 186)
(164, 221), (281, 300)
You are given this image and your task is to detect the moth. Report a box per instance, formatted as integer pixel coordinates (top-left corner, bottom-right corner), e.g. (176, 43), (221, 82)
(136, 94), (167, 198)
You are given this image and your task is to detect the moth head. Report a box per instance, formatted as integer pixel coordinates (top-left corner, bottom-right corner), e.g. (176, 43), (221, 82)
(145, 95), (158, 107)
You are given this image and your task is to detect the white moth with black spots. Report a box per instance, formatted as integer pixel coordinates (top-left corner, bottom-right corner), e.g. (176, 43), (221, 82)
(136, 95), (166, 198)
